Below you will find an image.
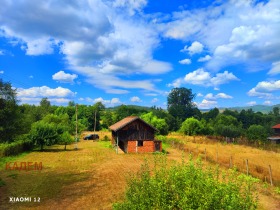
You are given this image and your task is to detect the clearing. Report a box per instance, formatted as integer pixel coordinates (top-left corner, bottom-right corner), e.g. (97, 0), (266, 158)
(0, 131), (279, 210)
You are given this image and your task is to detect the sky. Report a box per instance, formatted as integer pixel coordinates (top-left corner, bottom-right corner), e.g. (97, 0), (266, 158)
(0, 0), (280, 109)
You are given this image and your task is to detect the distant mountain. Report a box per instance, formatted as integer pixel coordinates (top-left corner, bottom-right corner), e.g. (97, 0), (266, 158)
(106, 105), (153, 112)
(220, 104), (280, 114)
(106, 104), (280, 114)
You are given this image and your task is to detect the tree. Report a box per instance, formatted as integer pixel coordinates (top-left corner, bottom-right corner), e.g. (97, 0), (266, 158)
(141, 112), (169, 135)
(0, 79), (22, 142)
(29, 121), (58, 150)
(180, 117), (202, 136)
(167, 88), (196, 123)
(39, 97), (51, 117)
(246, 125), (267, 143)
(59, 131), (74, 150)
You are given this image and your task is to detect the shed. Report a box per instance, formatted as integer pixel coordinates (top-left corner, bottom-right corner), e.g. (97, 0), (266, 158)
(109, 116), (162, 153)
(268, 124), (280, 144)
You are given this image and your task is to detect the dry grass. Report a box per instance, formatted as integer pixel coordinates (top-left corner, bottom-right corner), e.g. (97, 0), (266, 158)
(168, 133), (280, 187)
(0, 131), (279, 210)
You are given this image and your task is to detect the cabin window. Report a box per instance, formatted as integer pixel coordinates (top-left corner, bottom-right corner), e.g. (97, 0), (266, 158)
(137, 140), (143, 147)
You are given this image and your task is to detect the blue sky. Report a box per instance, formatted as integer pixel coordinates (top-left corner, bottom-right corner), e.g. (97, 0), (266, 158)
(0, 0), (279, 109)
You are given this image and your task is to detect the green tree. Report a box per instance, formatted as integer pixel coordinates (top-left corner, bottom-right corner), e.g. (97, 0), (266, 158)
(167, 88), (197, 125)
(0, 79), (22, 142)
(180, 117), (202, 136)
(246, 125), (267, 143)
(29, 121), (58, 150)
(59, 131), (74, 150)
(39, 97), (51, 117)
(141, 112), (169, 135)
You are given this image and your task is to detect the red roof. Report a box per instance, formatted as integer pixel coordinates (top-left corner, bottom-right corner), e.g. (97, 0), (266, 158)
(272, 124), (280, 129)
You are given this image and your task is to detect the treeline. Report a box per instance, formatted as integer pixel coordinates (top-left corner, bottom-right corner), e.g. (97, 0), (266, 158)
(1, 79), (280, 156)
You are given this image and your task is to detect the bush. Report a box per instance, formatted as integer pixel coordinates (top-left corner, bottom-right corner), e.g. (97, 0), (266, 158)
(246, 125), (267, 143)
(0, 138), (33, 157)
(102, 135), (110, 141)
(113, 155), (258, 210)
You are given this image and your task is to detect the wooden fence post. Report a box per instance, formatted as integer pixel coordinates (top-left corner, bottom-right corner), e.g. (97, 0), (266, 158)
(230, 156), (233, 168)
(246, 159), (249, 175)
(269, 165), (273, 186)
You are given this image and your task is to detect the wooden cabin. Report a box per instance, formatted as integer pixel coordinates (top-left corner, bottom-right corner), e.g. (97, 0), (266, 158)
(109, 116), (162, 153)
(267, 124), (280, 144)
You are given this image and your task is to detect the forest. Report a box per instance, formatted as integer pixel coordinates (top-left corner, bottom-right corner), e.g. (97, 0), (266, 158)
(1, 78), (280, 156)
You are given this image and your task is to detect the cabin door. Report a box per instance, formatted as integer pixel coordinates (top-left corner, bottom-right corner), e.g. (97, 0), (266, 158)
(154, 142), (160, 152)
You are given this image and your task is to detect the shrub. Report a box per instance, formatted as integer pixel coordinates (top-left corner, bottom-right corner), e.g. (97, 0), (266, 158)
(0, 138), (33, 157)
(113, 155), (258, 210)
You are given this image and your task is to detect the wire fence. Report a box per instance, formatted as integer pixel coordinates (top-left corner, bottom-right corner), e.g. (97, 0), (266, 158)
(171, 141), (279, 187)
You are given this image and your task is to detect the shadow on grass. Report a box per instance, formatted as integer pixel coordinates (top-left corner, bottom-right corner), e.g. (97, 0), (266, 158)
(32, 148), (84, 152)
(0, 168), (96, 209)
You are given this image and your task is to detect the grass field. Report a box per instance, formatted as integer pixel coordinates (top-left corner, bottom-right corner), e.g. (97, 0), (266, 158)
(0, 131), (279, 210)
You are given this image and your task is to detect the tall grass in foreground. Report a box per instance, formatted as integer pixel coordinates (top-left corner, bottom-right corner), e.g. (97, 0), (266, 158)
(113, 154), (259, 210)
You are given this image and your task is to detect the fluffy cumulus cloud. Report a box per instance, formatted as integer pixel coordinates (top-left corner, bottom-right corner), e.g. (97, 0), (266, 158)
(180, 41), (204, 55)
(0, 70), (4, 74)
(130, 96), (142, 103)
(0, 0), (172, 94)
(197, 99), (218, 109)
(179, 58), (191, 65)
(169, 68), (239, 88)
(16, 86), (75, 104)
(52, 71), (78, 83)
(84, 97), (121, 106)
(198, 55), (211, 62)
(205, 93), (233, 100)
(162, 0), (280, 72)
(247, 80), (280, 100)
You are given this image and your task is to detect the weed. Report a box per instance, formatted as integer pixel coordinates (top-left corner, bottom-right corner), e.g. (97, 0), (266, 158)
(113, 156), (258, 210)
(0, 177), (5, 187)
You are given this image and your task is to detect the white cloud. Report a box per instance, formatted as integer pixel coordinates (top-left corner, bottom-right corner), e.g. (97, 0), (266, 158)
(0, 0), (172, 94)
(174, 68), (239, 87)
(0, 50), (4, 55)
(252, 80), (280, 92)
(85, 97), (122, 106)
(179, 58), (191, 65)
(247, 88), (273, 98)
(130, 96), (142, 103)
(112, 0), (147, 15)
(197, 99), (217, 109)
(169, 68), (239, 88)
(0, 70), (4, 74)
(205, 93), (233, 100)
(198, 55), (211, 62)
(151, 98), (158, 103)
(29, 75), (33, 79)
(18, 97), (70, 105)
(216, 93), (233, 99)
(184, 68), (211, 85)
(52, 70), (78, 83)
(17, 86), (75, 98)
(161, 0), (280, 72)
(268, 61), (280, 75)
(263, 100), (272, 105)
(197, 93), (203, 97)
(180, 41), (204, 55)
(247, 101), (257, 106)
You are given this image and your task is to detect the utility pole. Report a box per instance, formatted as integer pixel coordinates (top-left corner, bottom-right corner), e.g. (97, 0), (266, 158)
(94, 111), (96, 133)
(75, 104), (78, 150)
